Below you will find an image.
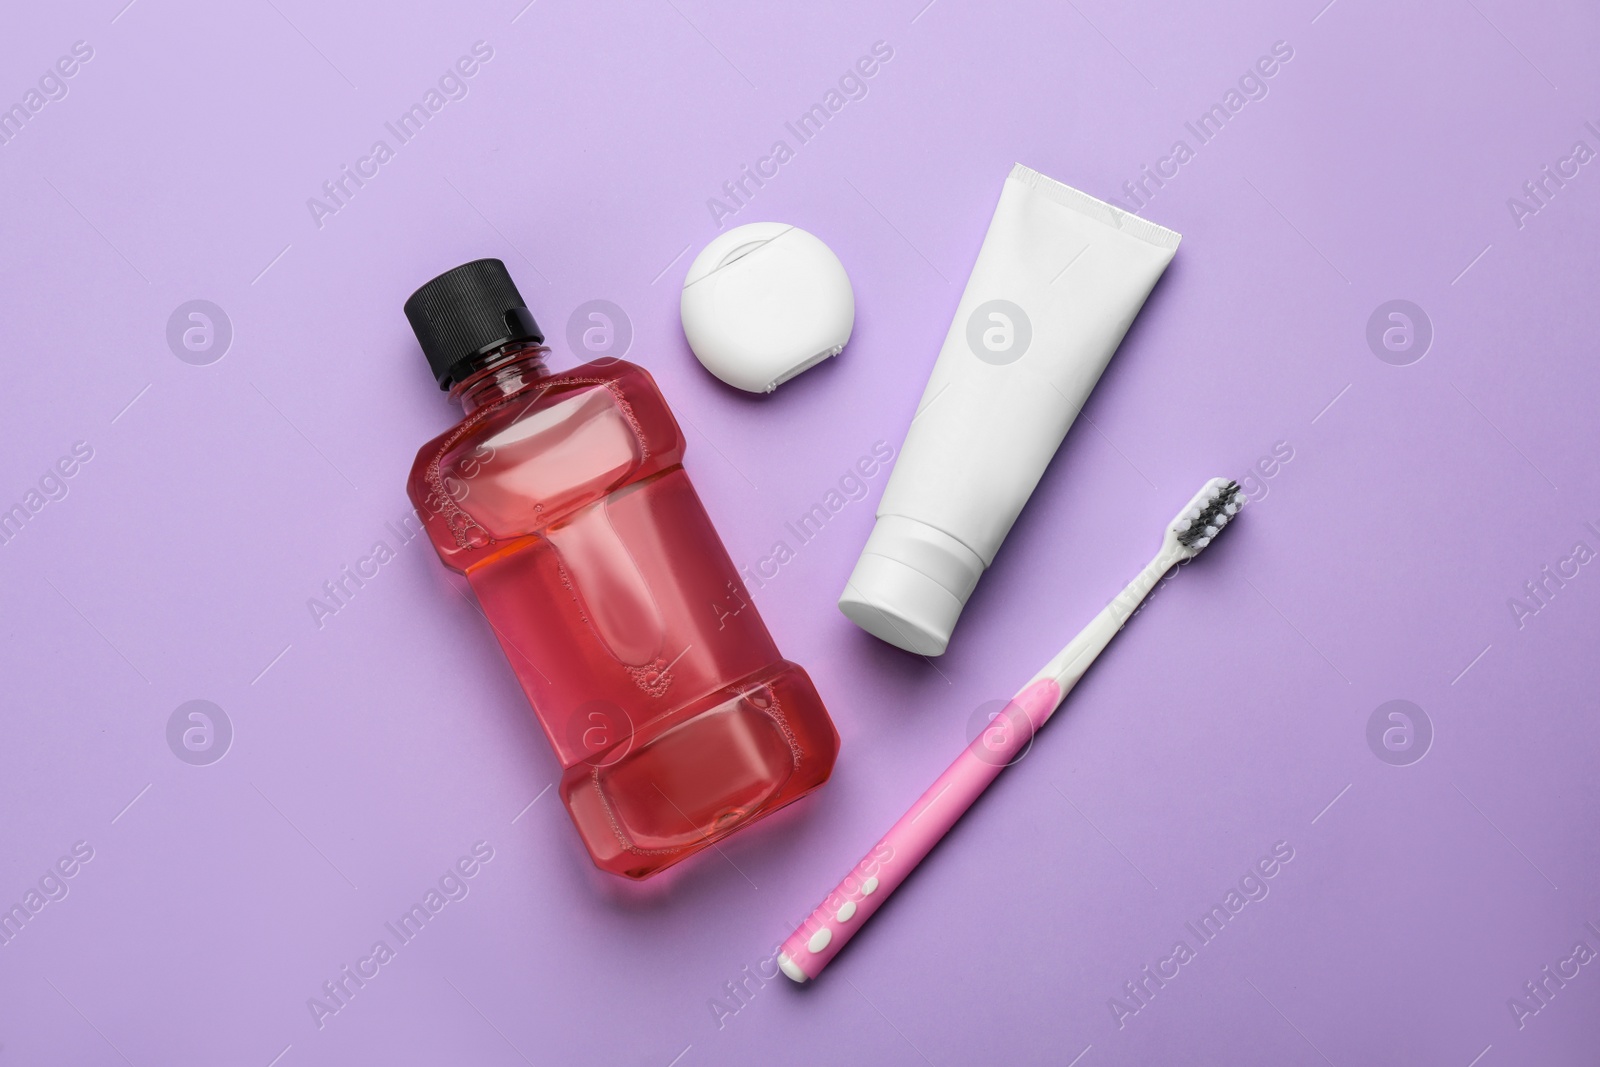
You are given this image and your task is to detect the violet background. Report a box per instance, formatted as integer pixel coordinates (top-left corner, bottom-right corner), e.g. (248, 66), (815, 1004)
(2, 0), (1597, 1064)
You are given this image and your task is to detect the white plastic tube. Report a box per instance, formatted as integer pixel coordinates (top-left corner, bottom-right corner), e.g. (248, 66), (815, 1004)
(839, 164), (1180, 655)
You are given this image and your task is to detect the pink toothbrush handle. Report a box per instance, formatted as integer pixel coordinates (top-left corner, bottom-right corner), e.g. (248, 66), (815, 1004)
(778, 678), (1063, 982)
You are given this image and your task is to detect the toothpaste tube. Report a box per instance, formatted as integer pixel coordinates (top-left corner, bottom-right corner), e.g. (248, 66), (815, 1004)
(839, 164), (1180, 655)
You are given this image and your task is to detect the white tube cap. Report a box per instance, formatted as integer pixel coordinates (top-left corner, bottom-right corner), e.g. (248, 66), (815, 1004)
(837, 516), (984, 656)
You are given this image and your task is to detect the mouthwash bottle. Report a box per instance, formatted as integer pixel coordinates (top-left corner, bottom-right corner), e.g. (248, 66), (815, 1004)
(403, 259), (839, 879)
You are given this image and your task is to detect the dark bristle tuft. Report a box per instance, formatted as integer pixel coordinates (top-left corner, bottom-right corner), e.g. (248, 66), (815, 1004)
(1177, 480), (1243, 549)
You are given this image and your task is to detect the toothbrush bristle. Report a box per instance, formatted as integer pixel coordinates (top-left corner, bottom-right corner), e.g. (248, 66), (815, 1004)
(1174, 479), (1243, 550)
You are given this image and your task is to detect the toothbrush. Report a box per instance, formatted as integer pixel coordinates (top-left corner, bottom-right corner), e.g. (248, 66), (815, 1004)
(777, 477), (1244, 983)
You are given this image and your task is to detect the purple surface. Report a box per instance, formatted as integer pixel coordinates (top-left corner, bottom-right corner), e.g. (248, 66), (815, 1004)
(2, 0), (1597, 1063)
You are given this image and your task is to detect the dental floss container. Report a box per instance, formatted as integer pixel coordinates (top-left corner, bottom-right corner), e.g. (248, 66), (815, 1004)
(680, 223), (854, 393)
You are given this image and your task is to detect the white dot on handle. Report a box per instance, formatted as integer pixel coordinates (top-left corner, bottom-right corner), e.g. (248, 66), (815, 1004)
(807, 927), (833, 953)
(835, 901), (857, 922)
(861, 876), (880, 896)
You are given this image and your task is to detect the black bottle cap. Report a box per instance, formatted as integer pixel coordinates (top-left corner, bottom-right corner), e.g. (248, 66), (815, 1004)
(404, 258), (544, 389)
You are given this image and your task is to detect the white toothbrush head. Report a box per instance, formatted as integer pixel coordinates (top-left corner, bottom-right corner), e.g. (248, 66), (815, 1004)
(1167, 477), (1243, 558)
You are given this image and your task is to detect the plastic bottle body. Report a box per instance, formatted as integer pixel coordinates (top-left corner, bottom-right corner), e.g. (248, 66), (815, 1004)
(407, 351), (837, 878)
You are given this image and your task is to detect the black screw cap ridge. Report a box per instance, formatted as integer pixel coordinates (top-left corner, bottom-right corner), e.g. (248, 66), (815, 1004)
(405, 258), (544, 389)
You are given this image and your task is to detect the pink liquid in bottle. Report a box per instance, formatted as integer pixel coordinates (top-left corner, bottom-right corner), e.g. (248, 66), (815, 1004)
(403, 260), (839, 878)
